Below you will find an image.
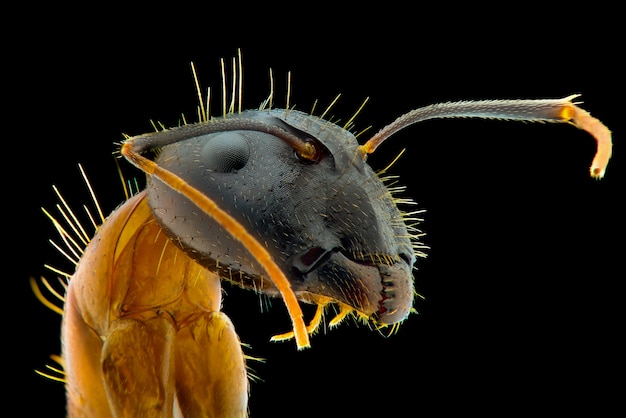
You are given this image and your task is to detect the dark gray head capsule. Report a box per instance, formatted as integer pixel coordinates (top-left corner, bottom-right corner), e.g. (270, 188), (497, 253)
(146, 109), (416, 325)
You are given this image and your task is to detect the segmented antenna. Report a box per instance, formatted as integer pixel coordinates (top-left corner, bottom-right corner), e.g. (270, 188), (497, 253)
(360, 95), (612, 179)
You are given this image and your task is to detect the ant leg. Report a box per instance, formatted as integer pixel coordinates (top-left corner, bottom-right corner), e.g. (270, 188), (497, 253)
(101, 316), (177, 417)
(174, 311), (248, 417)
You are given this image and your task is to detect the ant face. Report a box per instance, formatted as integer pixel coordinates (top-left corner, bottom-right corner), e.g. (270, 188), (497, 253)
(147, 109), (417, 326)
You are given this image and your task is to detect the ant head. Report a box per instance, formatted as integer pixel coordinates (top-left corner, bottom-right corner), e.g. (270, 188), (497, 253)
(140, 109), (418, 326)
(121, 92), (610, 337)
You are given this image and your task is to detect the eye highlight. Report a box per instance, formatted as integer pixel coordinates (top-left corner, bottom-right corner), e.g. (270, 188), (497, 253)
(201, 132), (251, 173)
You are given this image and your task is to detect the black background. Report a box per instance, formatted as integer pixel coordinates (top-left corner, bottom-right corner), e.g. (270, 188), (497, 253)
(9, 5), (623, 417)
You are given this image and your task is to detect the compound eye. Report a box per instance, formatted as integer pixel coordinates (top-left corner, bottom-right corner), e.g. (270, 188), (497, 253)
(201, 132), (250, 173)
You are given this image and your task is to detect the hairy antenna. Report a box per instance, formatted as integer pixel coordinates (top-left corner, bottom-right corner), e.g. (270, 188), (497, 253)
(359, 95), (612, 179)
